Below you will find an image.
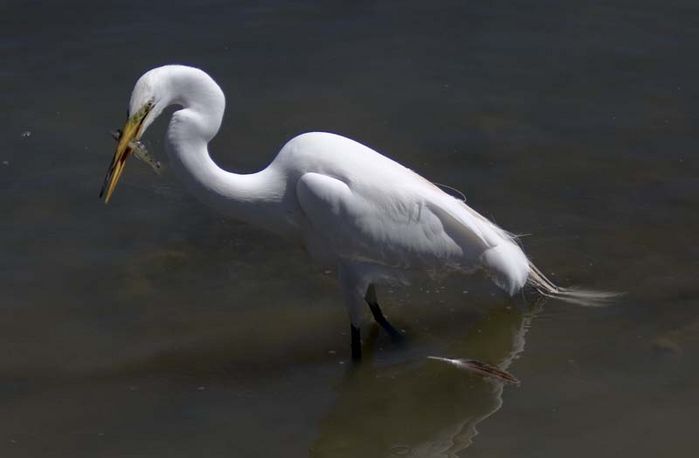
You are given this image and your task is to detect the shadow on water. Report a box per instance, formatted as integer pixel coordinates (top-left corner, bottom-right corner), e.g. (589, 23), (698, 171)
(310, 302), (540, 458)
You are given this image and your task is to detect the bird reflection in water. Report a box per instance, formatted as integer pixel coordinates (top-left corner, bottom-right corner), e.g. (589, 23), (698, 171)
(310, 302), (540, 458)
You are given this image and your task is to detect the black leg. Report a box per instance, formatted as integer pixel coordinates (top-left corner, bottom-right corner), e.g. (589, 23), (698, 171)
(365, 285), (403, 340)
(351, 324), (362, 361)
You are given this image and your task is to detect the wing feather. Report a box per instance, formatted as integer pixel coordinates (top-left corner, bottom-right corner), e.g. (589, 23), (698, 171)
(296, 172), (493, 271)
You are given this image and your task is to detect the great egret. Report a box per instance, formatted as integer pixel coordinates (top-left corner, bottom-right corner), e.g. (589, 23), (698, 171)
(100, 65), (610, 360)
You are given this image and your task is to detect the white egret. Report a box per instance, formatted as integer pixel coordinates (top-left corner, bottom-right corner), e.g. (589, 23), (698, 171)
(100, 65), (611, 360)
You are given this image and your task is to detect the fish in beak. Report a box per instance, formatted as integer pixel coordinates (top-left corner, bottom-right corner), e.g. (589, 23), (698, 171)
(99, 101), (154, 203)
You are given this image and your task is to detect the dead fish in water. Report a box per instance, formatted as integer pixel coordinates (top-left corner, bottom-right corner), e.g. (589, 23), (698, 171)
(427, 356), (520, 385)
(110, 130), (161, 175)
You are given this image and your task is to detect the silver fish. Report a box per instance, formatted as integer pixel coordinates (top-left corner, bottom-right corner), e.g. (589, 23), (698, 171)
(110, 130), (161, 175)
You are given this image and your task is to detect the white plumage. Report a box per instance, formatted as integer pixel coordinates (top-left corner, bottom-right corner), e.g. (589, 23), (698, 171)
(101, 65), (611, 359)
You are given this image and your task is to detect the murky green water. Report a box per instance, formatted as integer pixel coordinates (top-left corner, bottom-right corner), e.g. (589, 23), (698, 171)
(2, 0), (698, 456)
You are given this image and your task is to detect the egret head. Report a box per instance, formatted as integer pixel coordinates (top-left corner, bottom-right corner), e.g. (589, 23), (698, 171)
(100, 69), (166, 203)
(100, 65), (225, 203)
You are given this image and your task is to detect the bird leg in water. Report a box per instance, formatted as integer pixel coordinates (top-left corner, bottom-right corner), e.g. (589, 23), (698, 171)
(110, 130), (162, 175)
(365, 284), (403, 341)
(351, 325), (362, 361)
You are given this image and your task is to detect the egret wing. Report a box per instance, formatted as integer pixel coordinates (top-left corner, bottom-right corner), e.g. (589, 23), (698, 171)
(296, 172), (492, 270)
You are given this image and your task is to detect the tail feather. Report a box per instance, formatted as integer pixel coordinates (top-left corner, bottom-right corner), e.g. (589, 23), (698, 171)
(527, 263), (620, 307)
(433, 194), (619, 306)
(481, 242), (529, 295)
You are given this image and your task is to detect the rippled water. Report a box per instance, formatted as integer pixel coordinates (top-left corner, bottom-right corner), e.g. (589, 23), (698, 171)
(2, 1), (698, 456)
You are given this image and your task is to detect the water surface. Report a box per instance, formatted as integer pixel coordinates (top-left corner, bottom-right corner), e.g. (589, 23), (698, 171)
(2, 0), (698, 456)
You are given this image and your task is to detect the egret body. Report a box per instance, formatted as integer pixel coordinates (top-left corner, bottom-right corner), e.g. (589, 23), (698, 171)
(101, 65), (609, 360)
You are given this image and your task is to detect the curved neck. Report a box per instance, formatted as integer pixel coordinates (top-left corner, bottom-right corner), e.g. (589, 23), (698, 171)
(157, 67), (291, 234)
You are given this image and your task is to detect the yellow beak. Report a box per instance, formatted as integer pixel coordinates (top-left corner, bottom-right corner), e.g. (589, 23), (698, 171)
(99, 110), (148, 203)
